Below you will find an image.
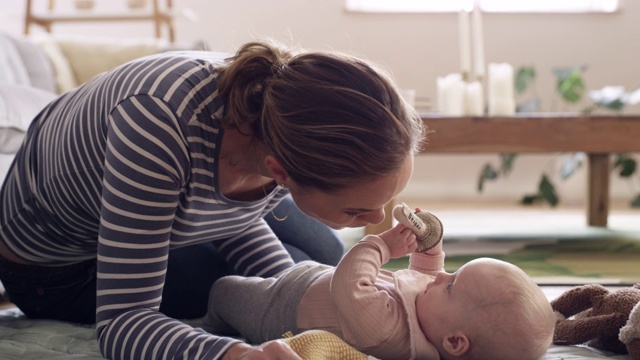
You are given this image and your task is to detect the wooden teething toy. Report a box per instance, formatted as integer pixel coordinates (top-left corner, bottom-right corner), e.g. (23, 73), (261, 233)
(392, 203), (443, 252)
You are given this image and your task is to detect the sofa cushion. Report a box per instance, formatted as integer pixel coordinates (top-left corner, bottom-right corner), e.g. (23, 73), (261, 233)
(0, 33), (31, 87)
(0, 83), (56, 154)
(11, 36), (58, 94)
(29, 34), (79, 94)
(55, 35), (165, 85)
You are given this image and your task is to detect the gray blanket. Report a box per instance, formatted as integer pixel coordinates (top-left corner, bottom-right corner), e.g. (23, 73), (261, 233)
(0, 307), (629, 359)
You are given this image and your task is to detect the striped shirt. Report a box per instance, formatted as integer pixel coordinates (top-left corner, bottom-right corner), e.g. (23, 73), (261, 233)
(0, 52), (295, 359)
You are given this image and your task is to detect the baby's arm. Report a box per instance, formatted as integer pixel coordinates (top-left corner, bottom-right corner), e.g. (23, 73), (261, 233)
(392, 203), (446, 275)
(330, 235), (409, 346)
(408, 241), (445, 276)
(377, 223), (419, 259)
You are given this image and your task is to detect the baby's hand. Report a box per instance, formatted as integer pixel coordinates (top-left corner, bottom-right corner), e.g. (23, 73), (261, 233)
(378, 224), (419, 259)
(392, 203), (443, 253)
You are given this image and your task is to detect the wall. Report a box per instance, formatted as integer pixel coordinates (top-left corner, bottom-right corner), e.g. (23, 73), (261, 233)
(2, 0), (639, 205)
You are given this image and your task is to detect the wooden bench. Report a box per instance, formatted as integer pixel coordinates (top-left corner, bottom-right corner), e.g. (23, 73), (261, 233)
(365, 114), (640, 235)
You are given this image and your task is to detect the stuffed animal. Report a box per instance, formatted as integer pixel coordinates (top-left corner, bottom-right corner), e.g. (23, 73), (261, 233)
(550, 283), (640, 359)
(621, 300), (640, 359)
(281, 330), (368, 360)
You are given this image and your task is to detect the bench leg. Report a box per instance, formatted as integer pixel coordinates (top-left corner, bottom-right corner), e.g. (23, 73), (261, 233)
(587, 153), (610, 227)
(364, 199), (395, 235)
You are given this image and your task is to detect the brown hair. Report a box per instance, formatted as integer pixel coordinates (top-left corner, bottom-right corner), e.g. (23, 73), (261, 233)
(217, 40), (425, 191)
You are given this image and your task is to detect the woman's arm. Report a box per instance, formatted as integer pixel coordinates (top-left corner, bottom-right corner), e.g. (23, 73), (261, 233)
(95, 95), (271, 359)
(215, 216), (295, 278)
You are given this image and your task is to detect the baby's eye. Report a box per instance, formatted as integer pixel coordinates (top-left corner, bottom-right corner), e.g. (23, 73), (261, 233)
(446, 283), (453, 292)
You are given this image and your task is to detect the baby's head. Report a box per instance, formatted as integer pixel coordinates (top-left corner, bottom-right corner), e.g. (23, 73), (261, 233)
(416, 258), (555, 360)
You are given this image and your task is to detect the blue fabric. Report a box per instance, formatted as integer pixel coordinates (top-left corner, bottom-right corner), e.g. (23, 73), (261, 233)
(160, 196), (344, 319)
(0, 257), (97, 324)
(0, 196), (344, 322)
(265, 196), (344, 266)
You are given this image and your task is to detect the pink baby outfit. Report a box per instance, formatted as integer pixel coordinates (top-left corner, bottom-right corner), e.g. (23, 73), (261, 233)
(296, 235), (444, 360)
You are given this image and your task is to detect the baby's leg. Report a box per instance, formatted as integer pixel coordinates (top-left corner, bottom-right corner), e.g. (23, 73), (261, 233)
(201, 275), (244, 336)
(202, 275), (277, 342)
(203, 262), (323, 344)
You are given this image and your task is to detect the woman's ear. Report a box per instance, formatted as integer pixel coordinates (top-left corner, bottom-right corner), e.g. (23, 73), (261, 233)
(264, 155), (289, 186)
(442, 331), (470, 356)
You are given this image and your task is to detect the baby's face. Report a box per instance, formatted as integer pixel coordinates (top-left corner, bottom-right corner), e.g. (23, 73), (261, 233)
(415, 258), (522, 344)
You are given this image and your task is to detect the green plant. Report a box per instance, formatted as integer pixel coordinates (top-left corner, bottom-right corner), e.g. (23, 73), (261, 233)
(478, 65), (640, 208)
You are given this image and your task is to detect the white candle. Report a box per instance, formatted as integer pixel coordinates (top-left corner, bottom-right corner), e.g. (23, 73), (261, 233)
(488, 63), (515, 116)
(399, 88), (416, 108)
(458, 8), (471, 80)
(437, 73), (465, 116)
(472, 2), (485, 80)
(464, 81), (484, 116)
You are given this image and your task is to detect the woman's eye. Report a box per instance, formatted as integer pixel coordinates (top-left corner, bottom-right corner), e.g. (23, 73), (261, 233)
(345, 211), (364, 218)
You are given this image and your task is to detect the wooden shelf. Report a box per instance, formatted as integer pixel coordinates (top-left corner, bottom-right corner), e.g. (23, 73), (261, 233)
(24, 0), (175, 42)
(365, 114), (640, 235)
(421, 114), (640, 153)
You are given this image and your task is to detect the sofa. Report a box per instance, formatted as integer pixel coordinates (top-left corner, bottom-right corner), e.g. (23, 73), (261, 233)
(1, 31), (189, 301)
(0, 31), (199, 184)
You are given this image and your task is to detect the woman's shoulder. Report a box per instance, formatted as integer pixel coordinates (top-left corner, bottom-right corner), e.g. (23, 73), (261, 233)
(133, 50), (230, 72)
(99, 51), (227, 115)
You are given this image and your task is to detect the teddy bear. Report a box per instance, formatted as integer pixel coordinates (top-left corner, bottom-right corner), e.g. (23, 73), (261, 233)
(550, 283), (640, 359)
(621, 300), (640, 359)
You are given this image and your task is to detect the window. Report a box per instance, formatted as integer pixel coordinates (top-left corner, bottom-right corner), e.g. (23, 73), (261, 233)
(345, 0), (620, 13)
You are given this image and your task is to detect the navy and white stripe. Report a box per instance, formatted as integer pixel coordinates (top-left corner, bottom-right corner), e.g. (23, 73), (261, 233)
(0, 52), (294, 359)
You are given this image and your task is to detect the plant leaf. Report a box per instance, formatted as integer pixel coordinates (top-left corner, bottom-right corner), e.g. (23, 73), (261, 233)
(597, 98), (625, 111)
(631, 194), (640, 208)
(521, 194), (541, 205)
(499, 153), (517, 175)
(613, 153), (636, 177)
(556, 68), (586, 104)
(539, 174), (559, 207)
(515, 66), (536, 94)
(478, 164), (499, 192)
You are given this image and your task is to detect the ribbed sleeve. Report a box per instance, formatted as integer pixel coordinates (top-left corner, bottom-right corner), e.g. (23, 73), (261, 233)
(0, 52), (295, 359)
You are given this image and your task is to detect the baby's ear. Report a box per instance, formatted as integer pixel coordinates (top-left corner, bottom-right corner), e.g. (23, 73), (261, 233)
(442, 331), (470, 356)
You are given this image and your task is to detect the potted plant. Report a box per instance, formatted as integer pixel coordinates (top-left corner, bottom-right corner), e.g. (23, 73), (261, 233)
(478, 66), (640, 207)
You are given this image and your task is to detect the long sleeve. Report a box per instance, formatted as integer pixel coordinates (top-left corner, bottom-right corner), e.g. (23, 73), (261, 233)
(408, 250), (445, 276)
(96, 93), (292, 359)
(1, 52), (296, 360)
(329, 235), (407, 350)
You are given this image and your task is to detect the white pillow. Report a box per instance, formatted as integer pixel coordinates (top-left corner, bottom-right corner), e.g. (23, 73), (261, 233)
(0, 153), (15, 187)
(0, 83), (56, 154)
(29, 33), (79, 94)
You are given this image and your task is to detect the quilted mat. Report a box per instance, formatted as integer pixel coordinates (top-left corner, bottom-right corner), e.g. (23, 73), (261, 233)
(0, 307), (631, 359)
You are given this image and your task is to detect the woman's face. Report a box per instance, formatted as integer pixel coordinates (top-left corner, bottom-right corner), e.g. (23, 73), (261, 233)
(288, 154), (414, 229)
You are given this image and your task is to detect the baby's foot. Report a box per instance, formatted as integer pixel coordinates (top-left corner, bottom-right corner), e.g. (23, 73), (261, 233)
(392, 203), (443, 252)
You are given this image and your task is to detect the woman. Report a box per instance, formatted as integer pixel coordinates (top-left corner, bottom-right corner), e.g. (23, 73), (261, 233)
(0, 40), (425, 359)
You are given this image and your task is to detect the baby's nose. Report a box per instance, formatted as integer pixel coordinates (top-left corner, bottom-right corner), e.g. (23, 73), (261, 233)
(434, 271), (453, 285)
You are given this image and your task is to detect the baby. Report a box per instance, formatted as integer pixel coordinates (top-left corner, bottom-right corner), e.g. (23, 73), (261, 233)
(203, 207), (556, 360)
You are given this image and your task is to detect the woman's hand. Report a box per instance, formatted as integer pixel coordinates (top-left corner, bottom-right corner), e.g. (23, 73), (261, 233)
(222, 341), (302, 360)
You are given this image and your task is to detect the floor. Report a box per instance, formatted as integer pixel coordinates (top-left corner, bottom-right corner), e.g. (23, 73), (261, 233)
(0, 200), (636, 310)
(339, 198), (640, 247)
(337, 198), (640, 301)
